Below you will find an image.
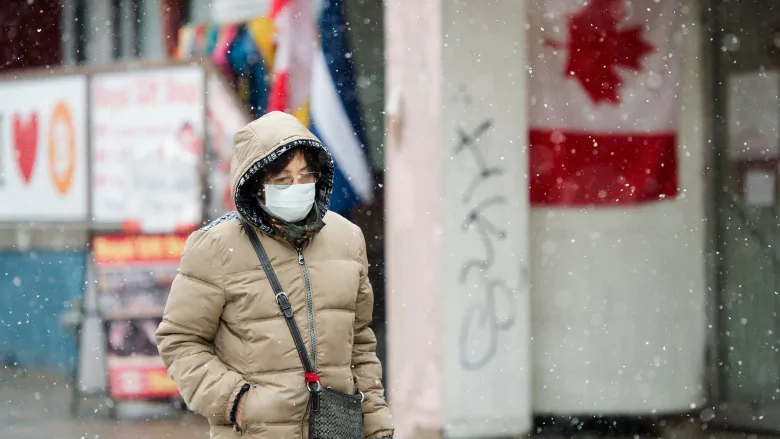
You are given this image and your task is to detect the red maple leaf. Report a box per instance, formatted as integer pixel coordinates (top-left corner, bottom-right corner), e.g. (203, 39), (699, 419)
(545, 0), (655, 104)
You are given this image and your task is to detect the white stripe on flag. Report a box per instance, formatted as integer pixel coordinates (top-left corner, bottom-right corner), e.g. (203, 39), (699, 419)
(528, 0), (680, 132)
(310, 50), (374, 202)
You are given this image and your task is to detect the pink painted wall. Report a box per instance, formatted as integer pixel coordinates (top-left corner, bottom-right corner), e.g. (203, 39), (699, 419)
(384, 0), (445, 437)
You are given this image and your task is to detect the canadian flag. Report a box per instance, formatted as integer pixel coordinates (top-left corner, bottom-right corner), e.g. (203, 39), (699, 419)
(268, 0), (316, 115)
(528, 0), (681, 206)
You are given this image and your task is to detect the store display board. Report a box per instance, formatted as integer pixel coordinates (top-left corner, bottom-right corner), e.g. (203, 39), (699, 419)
(92, 233), (187, 400)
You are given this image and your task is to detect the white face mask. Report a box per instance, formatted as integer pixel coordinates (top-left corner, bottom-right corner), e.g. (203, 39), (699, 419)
(263, 183), (316, 223)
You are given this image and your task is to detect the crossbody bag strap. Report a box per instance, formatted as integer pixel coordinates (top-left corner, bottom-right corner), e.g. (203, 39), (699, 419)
(240, 218), (317, 380)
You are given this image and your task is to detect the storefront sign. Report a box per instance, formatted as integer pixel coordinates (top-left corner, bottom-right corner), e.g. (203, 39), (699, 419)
(0, 76), (88, 221)
(93, 234), (187, 265)
(93, 233), (187, 400)
(91, 67), (205, 233)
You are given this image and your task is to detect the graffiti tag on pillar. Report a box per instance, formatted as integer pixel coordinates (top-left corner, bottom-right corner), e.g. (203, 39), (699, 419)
(454, 116), (517, 371)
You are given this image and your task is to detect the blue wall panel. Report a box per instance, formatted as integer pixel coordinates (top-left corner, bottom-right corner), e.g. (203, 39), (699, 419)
(0, 250), (86, 373)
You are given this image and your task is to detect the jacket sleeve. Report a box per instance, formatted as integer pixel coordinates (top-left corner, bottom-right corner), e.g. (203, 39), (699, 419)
(155, 230), (248, 424)
(353, 228), (394, 439)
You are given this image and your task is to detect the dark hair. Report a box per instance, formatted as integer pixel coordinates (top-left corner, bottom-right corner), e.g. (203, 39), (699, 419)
(249, 146), (327, 194)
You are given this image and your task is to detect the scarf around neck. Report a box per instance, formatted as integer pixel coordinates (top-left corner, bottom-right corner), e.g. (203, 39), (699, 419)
(264, 204), (326, 248)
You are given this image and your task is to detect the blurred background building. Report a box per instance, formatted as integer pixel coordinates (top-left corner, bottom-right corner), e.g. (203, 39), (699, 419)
(1, 0), (780, 438)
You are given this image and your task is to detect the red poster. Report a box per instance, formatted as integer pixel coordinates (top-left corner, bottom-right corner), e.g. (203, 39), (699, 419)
(93, 233), (188, 400)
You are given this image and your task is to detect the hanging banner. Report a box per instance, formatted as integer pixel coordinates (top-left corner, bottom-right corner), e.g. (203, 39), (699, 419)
(528, 0), (681, 206)
(91, 67), (205, 232)
(93, 233), (186, 400)
(0, 75), (88, 221)
(206, 74), (249, 218)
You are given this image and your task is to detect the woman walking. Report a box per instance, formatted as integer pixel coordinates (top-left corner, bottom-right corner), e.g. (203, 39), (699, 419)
(156, 111), (393, 439)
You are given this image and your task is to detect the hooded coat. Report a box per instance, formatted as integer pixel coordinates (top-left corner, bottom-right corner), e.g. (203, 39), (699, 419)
(155, 112), (393, 439)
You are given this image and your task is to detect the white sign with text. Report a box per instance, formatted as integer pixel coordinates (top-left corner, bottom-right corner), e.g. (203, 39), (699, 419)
(91, 67), (205, 233)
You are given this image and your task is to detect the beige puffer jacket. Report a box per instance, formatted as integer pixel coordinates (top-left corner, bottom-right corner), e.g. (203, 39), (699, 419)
(155, 112), (393, 439)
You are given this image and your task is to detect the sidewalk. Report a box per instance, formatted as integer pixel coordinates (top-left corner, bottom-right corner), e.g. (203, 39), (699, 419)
(1, 367), (778, 439)
(0, 368), (208, 439)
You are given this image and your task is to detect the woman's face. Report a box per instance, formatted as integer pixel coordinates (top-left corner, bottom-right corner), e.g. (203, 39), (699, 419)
(258, 151), (312, 204)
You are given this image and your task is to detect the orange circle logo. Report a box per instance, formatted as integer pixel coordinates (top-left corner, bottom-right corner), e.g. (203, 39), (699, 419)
(48, 101), (76, 195)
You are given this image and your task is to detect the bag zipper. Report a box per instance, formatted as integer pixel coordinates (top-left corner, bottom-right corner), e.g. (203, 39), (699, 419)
(297, 247), (317, 369)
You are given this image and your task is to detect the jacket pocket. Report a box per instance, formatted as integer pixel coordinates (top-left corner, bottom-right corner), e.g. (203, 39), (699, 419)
(241, 385), (263, 430)
(242, 374), (310, 432)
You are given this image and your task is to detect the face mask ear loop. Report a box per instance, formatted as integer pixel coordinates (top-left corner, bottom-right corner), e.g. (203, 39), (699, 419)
(257, 186), (265, 204)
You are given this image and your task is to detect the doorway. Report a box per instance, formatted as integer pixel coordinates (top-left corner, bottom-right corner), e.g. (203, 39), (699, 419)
(710, 0), (780, 431)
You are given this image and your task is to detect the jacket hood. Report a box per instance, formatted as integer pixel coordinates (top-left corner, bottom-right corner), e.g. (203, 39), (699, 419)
(231, 111), (334, 234)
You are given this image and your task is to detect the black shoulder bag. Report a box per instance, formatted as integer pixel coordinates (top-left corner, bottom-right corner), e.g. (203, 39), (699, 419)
(240, 219), (365, 439)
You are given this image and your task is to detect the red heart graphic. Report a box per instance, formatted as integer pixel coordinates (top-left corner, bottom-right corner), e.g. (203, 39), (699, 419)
(13, 112), (38, 184)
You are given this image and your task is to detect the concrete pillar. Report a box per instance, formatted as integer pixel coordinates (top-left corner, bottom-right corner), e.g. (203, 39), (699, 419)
(60, 0), (77, 66)
(118, 0), (137, 59)
(187, 0), (213, 24)
(139, 0), (165, 59)
(86, 0), (115, 63)
(529, 2), (708, 414)
(385, 1), (531, 438)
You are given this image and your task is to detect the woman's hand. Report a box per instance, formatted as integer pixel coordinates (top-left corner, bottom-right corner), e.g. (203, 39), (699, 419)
(235, 391), (248, 429)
